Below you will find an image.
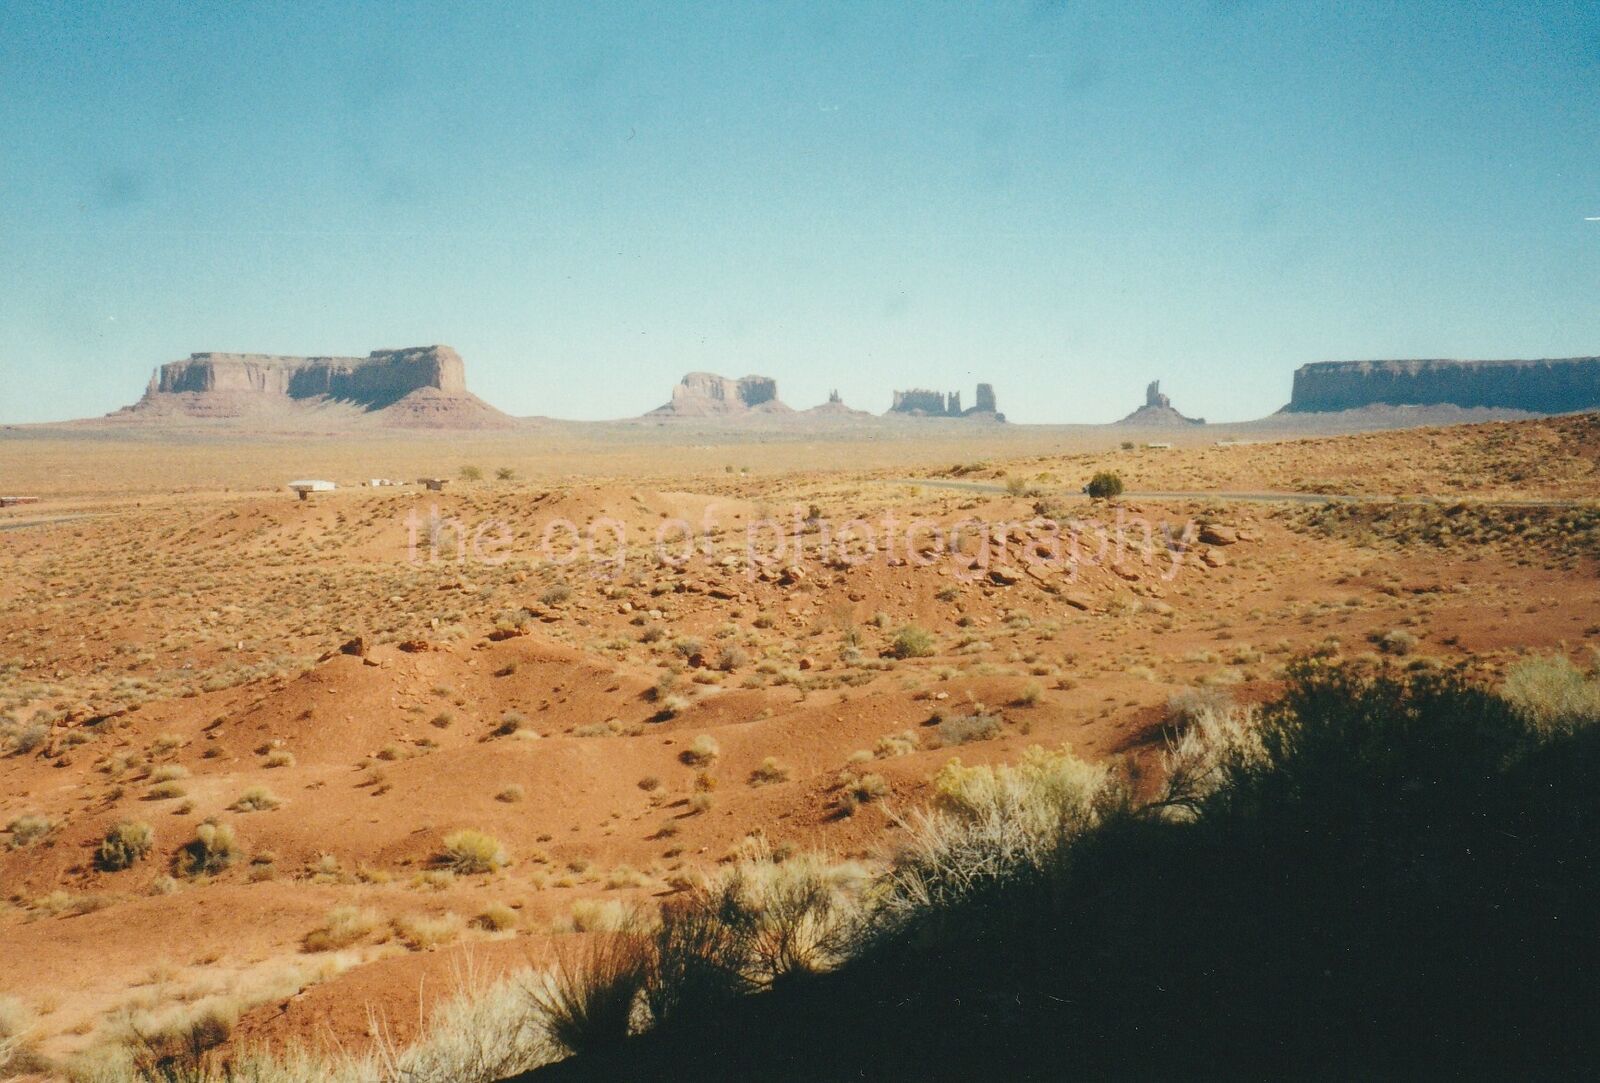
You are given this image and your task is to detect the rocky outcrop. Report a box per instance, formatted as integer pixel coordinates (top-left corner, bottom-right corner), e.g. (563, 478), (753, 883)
(805, 389), (872, 418)
(1117, 380), (1205, 425)
(648, 373), (792, 417)
(113, 346), (515, 427)
(886, 384), (1003, 421)
(1285, 357), (1600, 414)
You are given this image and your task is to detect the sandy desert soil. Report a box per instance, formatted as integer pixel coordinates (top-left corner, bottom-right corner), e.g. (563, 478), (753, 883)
(1, 413), (1597, 1072)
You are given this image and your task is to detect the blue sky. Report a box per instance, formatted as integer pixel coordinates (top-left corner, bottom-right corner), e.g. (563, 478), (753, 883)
(3, 1), (1598, 424)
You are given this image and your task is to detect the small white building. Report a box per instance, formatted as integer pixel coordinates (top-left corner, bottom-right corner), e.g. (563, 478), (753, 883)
(287, 480), (336, 501)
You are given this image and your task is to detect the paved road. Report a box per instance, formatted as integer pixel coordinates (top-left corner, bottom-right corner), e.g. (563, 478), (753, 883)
(884, 478), (1591, 509)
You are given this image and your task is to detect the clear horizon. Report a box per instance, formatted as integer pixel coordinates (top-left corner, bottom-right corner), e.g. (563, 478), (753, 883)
(3, 2), (1599, 425)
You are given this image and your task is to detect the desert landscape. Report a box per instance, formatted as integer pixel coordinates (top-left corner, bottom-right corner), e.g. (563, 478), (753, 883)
(6, 4), (1600, 1078)
(3, 398), (1600, 1078)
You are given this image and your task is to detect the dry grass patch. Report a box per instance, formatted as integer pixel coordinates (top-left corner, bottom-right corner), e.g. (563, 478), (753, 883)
(439, 830), (508, 875)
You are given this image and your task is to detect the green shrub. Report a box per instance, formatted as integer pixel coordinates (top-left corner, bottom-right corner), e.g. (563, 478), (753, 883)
(1085, 471), (1124, 500)
(889, 625), (937, 660)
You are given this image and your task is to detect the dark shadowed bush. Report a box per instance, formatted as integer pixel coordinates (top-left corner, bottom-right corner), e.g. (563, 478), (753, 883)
(523, 660), (1600, 1082)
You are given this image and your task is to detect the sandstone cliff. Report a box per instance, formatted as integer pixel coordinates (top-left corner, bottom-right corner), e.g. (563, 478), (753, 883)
(648, 373), (792, 417)
(114, 346), (515, 428)
(1285, 357), (1600, 414)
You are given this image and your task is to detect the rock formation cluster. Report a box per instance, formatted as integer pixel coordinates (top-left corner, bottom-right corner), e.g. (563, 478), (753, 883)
(1285, 357), (1600, 414)
(887, 384), (1002, 420)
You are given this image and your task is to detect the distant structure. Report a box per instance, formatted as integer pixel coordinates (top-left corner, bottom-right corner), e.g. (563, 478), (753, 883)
(887, 384), (1003, 421)
(1116, 380), (1205, 426)
(827, 389), (842, 404)
(418, 477), (450, 492)
(0, 496), (42, 508)
(287, 479), (335, 501)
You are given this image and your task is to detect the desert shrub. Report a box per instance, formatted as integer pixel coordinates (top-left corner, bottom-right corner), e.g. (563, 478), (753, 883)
(475, 903), (519, 932)
(263, 749), (295, 769)
(0, 995), (35, 1074)
(715, 645), (747, 672)
(1085, 471), (1124, 500)
(679, 735), (720, 766)
(6, 721), (49, 756)
(176, 821), (240, 878)
(749, 756), (791, 785)
(496, 784), (526, 803)
(231, 786), (281, 812)
(539, 585), (571, 606)
(1003, 475), (1029, 496)
(889, 625), (937, 660)
(937, 711), (1001, 746)
(459, 465), (484, 482)
(1378, 628), (1418, 655)
(839, 773), (890, 815)
(439, 830), (507, 874)
(495, 466), (516, 481)
(644, 842), (865, 1027)
(494, 711), (528, 737)
(304, 906), (380, 952)
(870, 747), (1112, 930)
(96, 820), (154, 871)
(533, 931), (651, 1056)
(4, 814), (53, 850)
(1502, 652), (1600, 737)
(875, 730), (921, 758)
(395, 912), (465, 951)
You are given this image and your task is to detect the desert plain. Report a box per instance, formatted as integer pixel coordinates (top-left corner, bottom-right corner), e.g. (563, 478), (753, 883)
(2, 412), (1598, 1075)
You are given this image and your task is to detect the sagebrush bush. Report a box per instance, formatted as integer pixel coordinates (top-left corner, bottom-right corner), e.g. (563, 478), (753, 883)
(1085, 471), (1124, 499)
(533, 931), (651, 1056)
(176, 820), (240, 878)
(679, 735), (720, 766)
(96, 820), (154, 871)
(4, 814), (52, 850)
(1502, 652), (1600, 736)
(937, 711), (1000, 746)
(889, 625), (937, 660)
(439, 830), (507, 874)
(231, 786), (281, 812)
(304, 906), (380, 952)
